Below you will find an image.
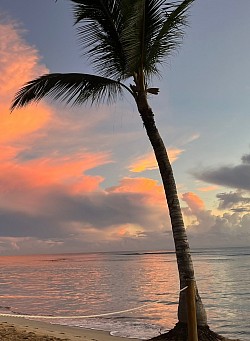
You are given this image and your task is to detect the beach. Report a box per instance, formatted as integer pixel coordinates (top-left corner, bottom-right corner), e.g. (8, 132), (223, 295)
(0, 315), (140, 341)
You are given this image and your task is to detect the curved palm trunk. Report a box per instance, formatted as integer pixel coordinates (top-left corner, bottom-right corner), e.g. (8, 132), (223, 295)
(135, 91), (207, 326)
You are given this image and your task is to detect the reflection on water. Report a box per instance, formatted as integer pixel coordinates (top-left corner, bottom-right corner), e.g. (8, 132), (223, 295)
(0, 248), (249, 340)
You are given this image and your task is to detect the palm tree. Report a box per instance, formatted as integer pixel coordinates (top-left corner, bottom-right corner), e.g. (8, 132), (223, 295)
(11, 1), (229, 340)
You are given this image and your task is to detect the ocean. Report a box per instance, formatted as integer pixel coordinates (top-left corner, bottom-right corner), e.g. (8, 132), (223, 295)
(0, 247), (249, 340)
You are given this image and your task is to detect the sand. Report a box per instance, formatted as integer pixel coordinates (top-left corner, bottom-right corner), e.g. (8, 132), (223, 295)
(0, 315), (140, 341)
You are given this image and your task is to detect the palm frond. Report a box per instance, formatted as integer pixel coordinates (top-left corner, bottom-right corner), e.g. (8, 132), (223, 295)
(146, 0), (195, 74)
(122, 0), (172, 78)
(121, 0), (194, 79)
(70, 0), (127, 79)
(11, 73), (130, 111)
(121, 0), (145, 75)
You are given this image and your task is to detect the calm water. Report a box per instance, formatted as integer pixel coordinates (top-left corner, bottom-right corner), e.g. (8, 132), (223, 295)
(0, 248), (249, 340)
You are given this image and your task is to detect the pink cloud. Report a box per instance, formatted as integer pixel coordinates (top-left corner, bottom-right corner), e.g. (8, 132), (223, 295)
(182, 192), (205, 212)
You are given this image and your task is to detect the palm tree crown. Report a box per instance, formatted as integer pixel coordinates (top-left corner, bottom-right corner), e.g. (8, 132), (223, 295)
(11, 0), (194, 110)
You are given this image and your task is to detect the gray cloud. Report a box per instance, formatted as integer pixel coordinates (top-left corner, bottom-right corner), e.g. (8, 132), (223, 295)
(193, 153), (250, 191)
(241, 153), (250, 164)
(216, 191), (250, 210)
(45, 190), (168, 230)
(0, 209), (65, 238)
(0, 187), (169, 243)
(186, 210), (250, 248)
(230, 207), (250, 213)
(1, 181), (250, 254)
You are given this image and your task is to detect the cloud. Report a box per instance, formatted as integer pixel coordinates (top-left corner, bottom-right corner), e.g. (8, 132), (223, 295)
(182, 192), (205, 212)
(0, 152), (110, 216)
(0, 20), (52, 144)
(192, 152), (250, 191)
(108, 177), (166, 206)
(197, 185), (218, 192)
(0, 21), (47, 96)
(0, 19), (118, 251)
(241, 153), (250, 164)
(187, 212), (250, 248)
(181, 191), (250, 248)
(0, 176), (172, 254)
(185, 133), (200, 144)
(129, 148), (184, 173)
(216, 191), (250, 211)
(0, 236), (65, 255)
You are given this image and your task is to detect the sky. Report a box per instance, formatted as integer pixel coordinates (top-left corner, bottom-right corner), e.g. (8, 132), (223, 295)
(0, 0), (250, 255)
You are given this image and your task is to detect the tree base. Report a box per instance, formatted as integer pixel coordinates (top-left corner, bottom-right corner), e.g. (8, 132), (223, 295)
(148, 322), (241, 341)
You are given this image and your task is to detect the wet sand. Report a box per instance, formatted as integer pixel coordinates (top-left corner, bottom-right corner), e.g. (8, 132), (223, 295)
(0, 315), (140, 341)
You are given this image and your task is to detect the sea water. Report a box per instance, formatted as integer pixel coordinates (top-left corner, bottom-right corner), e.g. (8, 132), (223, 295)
(0, 247), (249, 340)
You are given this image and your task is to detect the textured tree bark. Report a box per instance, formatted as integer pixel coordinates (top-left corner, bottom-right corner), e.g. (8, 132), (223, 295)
(135, 91), (207, 326)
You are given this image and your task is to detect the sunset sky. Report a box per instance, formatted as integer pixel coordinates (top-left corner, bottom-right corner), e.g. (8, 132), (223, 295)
(0, 0), (250, 255)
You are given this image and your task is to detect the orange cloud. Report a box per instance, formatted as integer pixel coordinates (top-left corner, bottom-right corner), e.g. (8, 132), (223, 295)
(0, 22), (47, 97)
(0, 20), (114, 215)
(106, 224), (145, 240)
(0, 21), (52, 145)
(0, 152), (110, 215)
(117, 226), (131, 237)
(1, 105), (52, 144)
(0, 152), (109, 192)
(0, 146), (21, 161)
(108, 177), (165, 206)
(129, 148), (184, 173)
(197, 185), (218, 192)
(25, 153), (109, 188)
(182, 192), (205, 212)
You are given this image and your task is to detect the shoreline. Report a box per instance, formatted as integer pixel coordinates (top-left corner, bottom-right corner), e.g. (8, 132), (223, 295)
(0, 315), (141, 341)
